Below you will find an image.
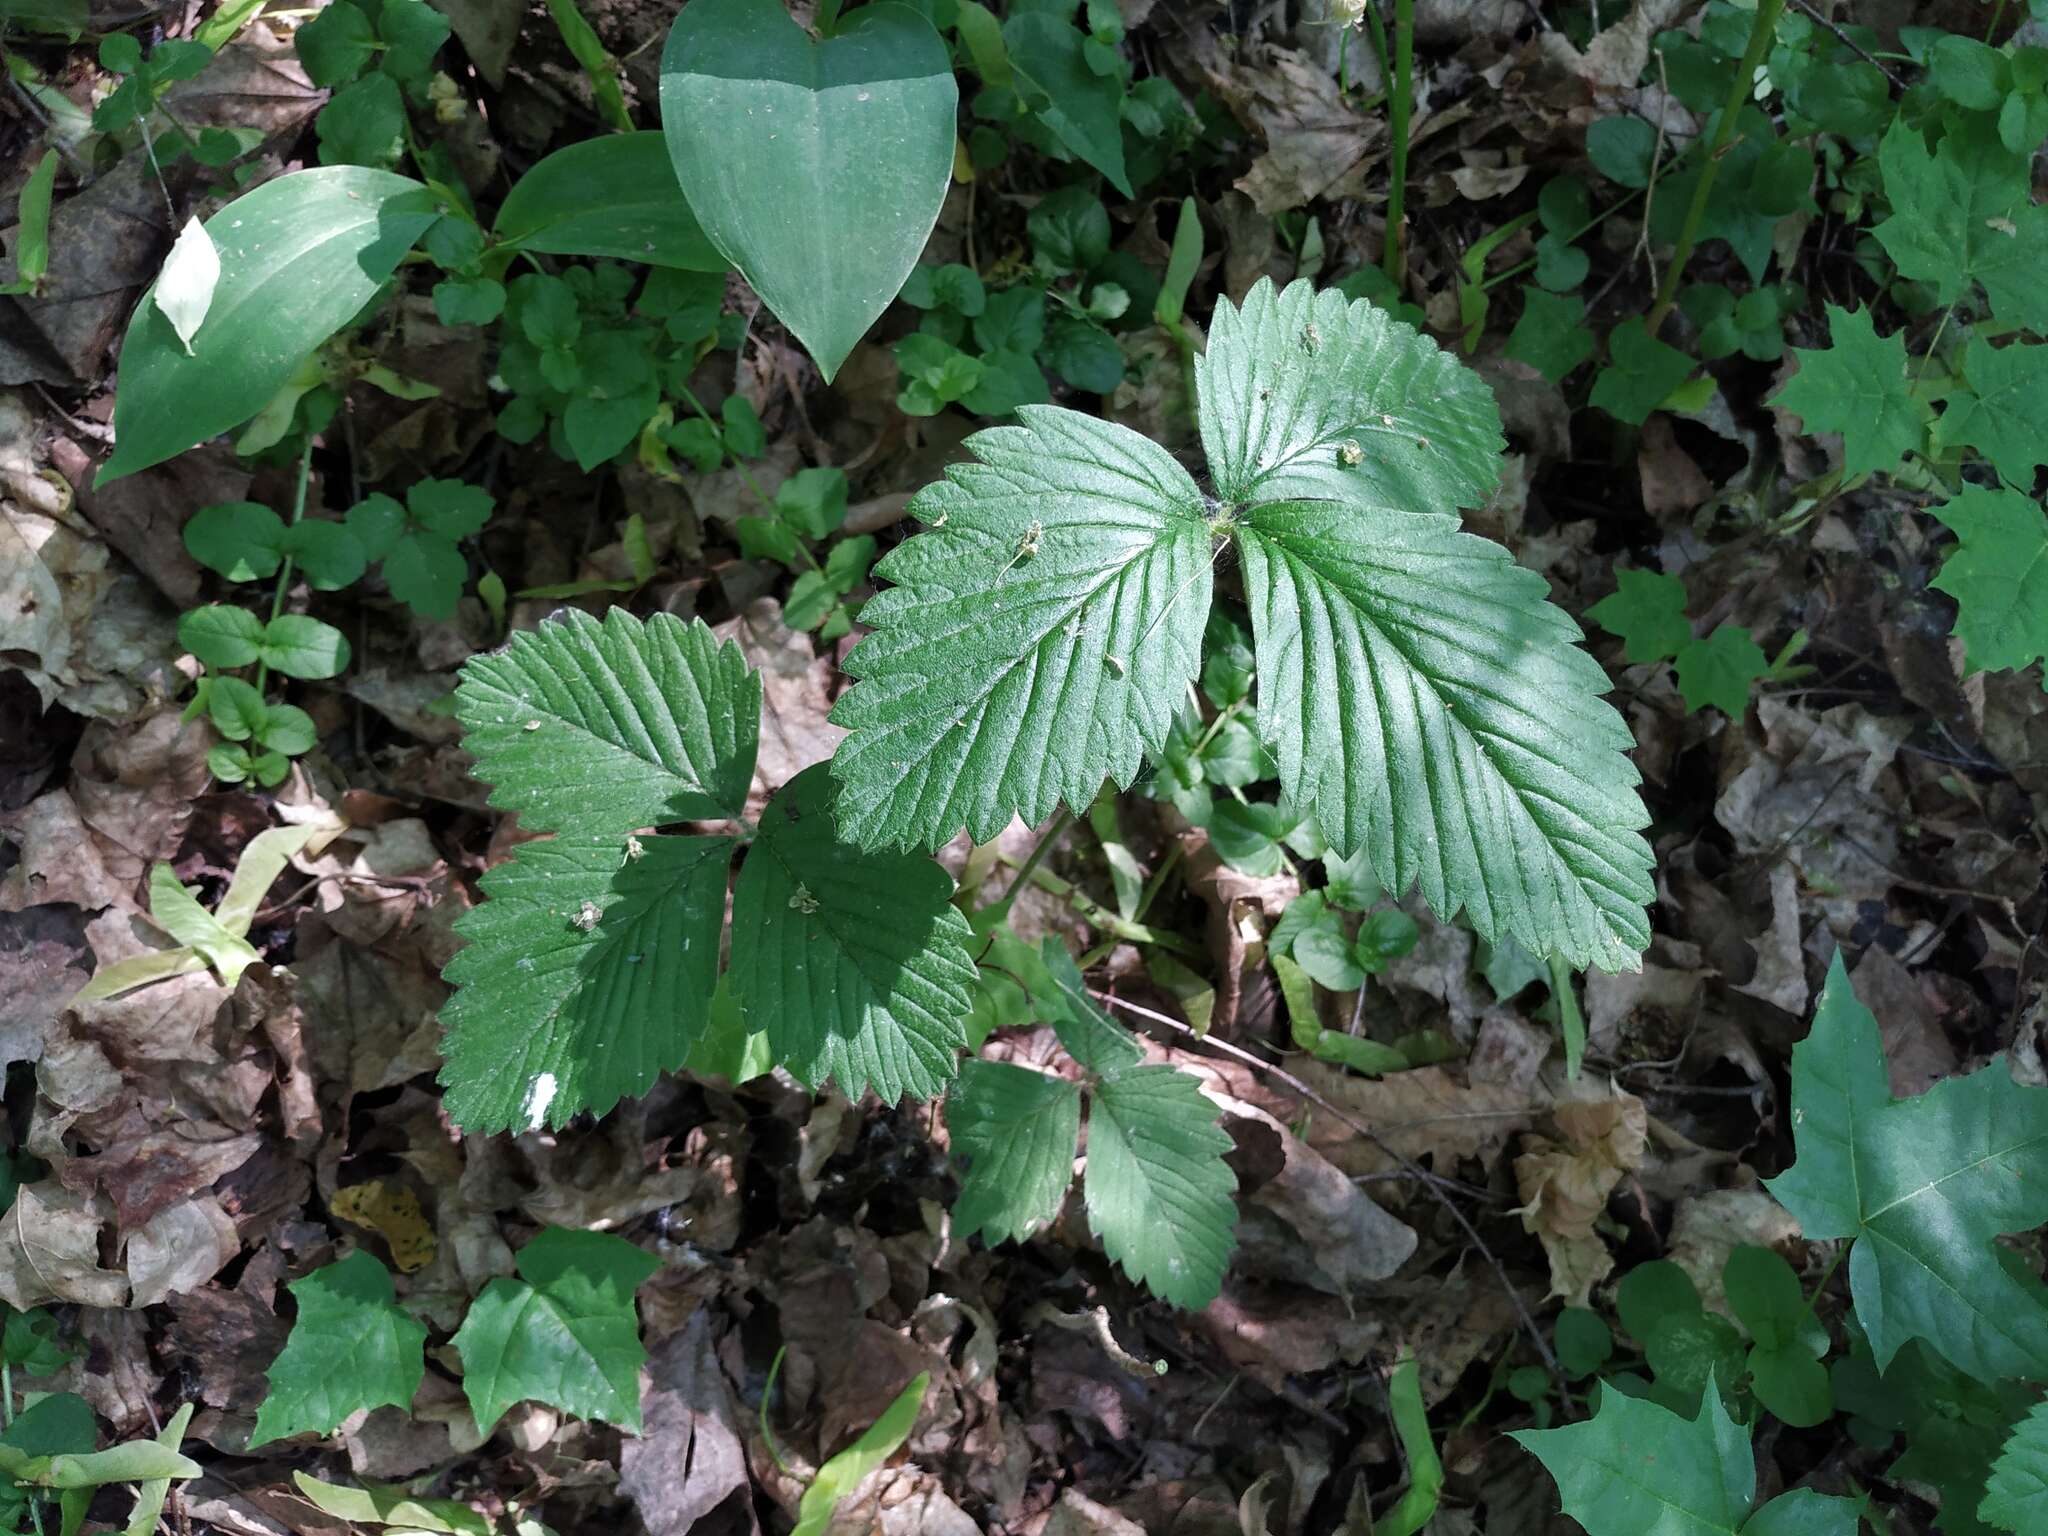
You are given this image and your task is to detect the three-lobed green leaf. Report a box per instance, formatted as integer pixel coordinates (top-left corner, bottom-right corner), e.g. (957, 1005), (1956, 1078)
(1927, 487), (2048, 686)
(1765, 953), (2048, 1382)
(1772, 304), (1925, 478)
(450, 1227), (658, 1435)
(249, 1250), (426, 1446)
(834, 279), (1654, 972)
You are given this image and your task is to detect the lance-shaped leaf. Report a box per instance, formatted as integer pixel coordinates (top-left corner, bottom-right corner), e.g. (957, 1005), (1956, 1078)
(493, 132), (723, 270)
(1197, 277), (1504, 509)
(947, 1059), (1080, 1246)
(1513, 1384), (1856, 1536)
(249, 1251), (425, 1446)
(729, 765), (976, 1101)
(1766, 954), (2048, 1382)
(831, 406), (1212, 850)
(1234, 498), (1653, 971)
(439, 834), (731, 1134)
(1084, 1062), (1237, 1311)
(456, 609), (759, 834)
(100, 167), (440, 483)
(451, 1227), (657, 1434)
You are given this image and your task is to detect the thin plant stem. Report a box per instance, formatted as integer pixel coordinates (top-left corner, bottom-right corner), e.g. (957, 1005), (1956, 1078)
(1379, 0), (1415, 284)
(1793, 1244), (1848, 1329)
(253, 438), (316, 696)
(1644, 0), (1786, 336)
(982, 807), (1073, 923)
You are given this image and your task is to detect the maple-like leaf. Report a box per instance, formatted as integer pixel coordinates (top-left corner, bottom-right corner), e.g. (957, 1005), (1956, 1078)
(1514, 1384), (1856, 1536)
(1932, 336), (2048, 490)
(249, 1251), (426, 1446)
(1587, 568), (1691, 665)
(1765, 954), (2048, 1381)
(1771, 304), (1925, 477)
(1873, 117), (2048, 333)
(1927, 486), (2048, 685)
(1983, 1399), (2048, 1534)
(1674, 627), (1766, 718)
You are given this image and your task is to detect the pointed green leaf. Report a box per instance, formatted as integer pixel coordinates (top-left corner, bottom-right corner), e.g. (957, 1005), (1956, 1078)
(1035, 940), (1144, 1075)
(291, 1474), (490, 1536)
(1674, 626), (1766, 718)
(1928, 485), (2048, 684)
(439, 833), (732, 1134)
(659, 0), (956, 381)
(1003, 14), (1130, 197)
(1932, 336), (2048, 489)
(1587, 568), (1692, 665)
(1197, 278), (1503, 509)
(1235, 498), (1653, 972)
(147, 864), (261, 983)
(1983, 1399), (2048, 1534)
(1084, 1062), (1236, 1310)
(1514, 1384), (1856, 1536)
(249, 1251), (426, 1447)
(100, 167), (440, 483)
(947, 1060), (1080, 1245)
(456, 609), (760, 834)
(449, 1228), (658, 1435)
(790, 1374), (929, 1536)
(1765, 954), (2048, 1381)
(830, 405), (1212, 849)
(493, 132), (723, 270)
(1770, 304), (1924, 478)
(729, 766), (975, 1101)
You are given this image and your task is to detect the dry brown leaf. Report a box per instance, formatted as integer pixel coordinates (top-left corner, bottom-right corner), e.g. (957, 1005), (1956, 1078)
(0, 1180), (127, 1309)
(1513, 1084), (1648, 1305)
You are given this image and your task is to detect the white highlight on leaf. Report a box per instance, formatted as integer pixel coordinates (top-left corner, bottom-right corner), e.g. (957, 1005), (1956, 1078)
(156, 217), (221, 355)
(522, 1072), (557, 1130)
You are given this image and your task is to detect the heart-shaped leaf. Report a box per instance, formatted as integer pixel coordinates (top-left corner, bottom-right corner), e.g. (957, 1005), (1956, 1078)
(659, 0), (956, 382)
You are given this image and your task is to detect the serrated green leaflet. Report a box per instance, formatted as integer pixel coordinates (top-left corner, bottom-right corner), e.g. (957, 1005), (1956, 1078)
(947, 1059), (1080, 1245)
(1587, 568), (1692, 665)
(832, 279), (1652, 971)
(1771, 305), (1924, 478)
(249, 1251), (425, 1446)
(730, 766), (976, 1101)
(456, 609), (759, 833)
(1236, 498), (1652, 970)
(659, 0), (955, 382)
(1513, 1385), (1856, 1536)
(831, 406), (1211, 850)
(439, 834), (732, 1133)
(1873, 119), (2048, 333)
(100, 168), (440, 483)
(1765, 955), (2048, 1381)
(451, 1227), (657, 1434)
(1198, 279), (1502, 508)
(1983, 1399), (2048, 1534)
(1085, 1063), (1237, 1311)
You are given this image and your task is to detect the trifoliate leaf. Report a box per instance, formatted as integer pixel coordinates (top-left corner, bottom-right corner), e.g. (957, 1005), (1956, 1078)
(1770, 304), (1924, 477)
(439, 834), (730, 1134)
(1927, 486), (2048, 683)
(249, 1251), (425, 1447)
(1513, 1385), (1856, 1536)
(831, 406), (1211, 849)
(1198, 277), (1502, 510)
(155, 217), (221, 355)
(451, 1227), (657, 1434)
(1587, 567), (1692, 665)
(457, 609), (760, 834)
(1983, 1399), (2048, 1534)
(1873, 117), (2048, 333)
(1236, 498), (1652, 971)
(1765, 954), (2048, 1381)
(1589, 317), (1693, 425)
(1932, 336), (2048, 489)
(947, 1059), (1080, 1245)
(729, 765), (975, 1101)
(1674, 626), (1766, 717)
(1084, 1062), (1236, 1310)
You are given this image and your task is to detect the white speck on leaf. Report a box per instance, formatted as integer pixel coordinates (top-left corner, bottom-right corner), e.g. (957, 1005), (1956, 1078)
(523, 1073), (557, 1130)
(156, 216), (221, 355)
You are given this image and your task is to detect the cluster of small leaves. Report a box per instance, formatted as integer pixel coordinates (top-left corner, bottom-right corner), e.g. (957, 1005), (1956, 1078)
(892, 187), (1152, 416)
(439, 608), (976, 1132)
(1586, 567), (1791, 719)
(948, 943), (1236, 1310)
(251, 1228), (655, 1447)
(734, 467), (877, 638)
(91, 32), (257, 169)
(294, 0), (450, 170)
